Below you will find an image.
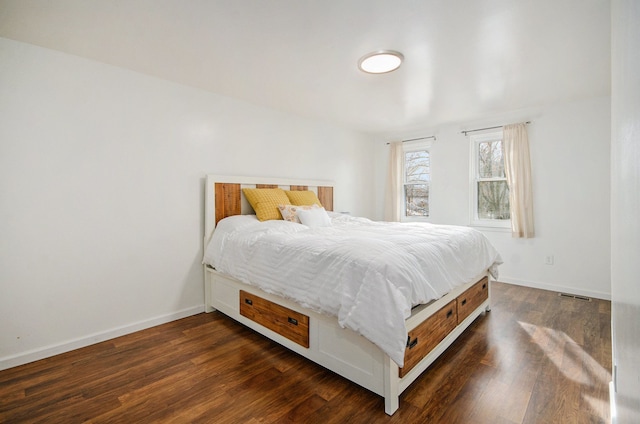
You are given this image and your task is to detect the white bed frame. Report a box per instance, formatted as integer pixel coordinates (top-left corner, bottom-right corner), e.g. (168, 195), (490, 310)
(203, 175), (491, 415)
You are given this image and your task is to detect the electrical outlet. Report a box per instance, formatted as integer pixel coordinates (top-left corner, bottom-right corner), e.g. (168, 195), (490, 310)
(545, 255), (554, 265)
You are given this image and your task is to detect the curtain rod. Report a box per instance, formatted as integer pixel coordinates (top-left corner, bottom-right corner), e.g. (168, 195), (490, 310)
(386, 135), (436, 145)
(461, 121), (531, 136)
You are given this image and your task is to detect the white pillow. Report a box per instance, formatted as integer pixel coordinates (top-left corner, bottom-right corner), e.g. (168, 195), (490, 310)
(297, 207), (332, 228)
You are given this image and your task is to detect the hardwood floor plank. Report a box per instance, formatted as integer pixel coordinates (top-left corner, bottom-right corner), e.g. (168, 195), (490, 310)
(0, 282), (611, 423)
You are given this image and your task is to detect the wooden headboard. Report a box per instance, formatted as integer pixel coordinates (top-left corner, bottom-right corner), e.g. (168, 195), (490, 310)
(204, 175), (334, 244)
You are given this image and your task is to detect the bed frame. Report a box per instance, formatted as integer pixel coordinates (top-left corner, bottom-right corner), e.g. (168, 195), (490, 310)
(203, 175), (491, 415)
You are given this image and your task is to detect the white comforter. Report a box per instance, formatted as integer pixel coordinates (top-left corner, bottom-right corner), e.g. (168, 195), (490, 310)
(203, 213), (502, 367)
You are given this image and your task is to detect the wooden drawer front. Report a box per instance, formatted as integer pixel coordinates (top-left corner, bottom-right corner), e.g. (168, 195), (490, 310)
(400, 300), (457, 378)
(239, 290), (310, 348)
(457, 277), (489, 324)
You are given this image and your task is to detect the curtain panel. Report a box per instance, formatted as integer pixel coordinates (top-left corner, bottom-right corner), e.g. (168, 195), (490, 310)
(384, 141), (403, 222)
(503, 123), (535, 238)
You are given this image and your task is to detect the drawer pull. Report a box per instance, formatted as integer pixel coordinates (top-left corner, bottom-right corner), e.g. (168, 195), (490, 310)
(288, 317), (298, 326)
(408, 337), (418, 349)
(446, 309), (453, 318)
(482, 282), (487, 290)
(244, 298), (253, 305)
(461, 299), (467, 306)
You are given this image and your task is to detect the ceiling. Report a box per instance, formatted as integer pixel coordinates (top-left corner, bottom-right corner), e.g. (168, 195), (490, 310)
(0, 0), (611, 135)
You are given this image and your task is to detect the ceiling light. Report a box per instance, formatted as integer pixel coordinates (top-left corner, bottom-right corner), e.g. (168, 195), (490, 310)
(358, 50), (404, 74)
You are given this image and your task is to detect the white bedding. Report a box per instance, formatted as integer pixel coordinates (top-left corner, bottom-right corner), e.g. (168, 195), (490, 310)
(203, 213), (502, 367)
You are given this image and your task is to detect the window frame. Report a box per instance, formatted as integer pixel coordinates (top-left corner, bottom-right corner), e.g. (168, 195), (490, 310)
(401, 140), (432, 222)
(469, 131), (511, 229)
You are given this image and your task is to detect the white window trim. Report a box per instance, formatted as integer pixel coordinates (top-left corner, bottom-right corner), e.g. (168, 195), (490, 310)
(469, 131), (511, 230)
(402, 140), (432, 222)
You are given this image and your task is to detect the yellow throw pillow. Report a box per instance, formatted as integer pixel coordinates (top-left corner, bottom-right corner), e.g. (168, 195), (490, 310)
(285, 190), (323, 207)
(242, 188), (291, 221)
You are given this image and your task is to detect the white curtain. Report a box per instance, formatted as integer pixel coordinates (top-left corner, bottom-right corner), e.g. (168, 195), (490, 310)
(503, 123), (535, 238)
(384, 141), (403, 221)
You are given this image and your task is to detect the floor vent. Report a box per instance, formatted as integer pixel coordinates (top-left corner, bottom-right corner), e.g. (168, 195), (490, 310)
(558, 292), (592, 302)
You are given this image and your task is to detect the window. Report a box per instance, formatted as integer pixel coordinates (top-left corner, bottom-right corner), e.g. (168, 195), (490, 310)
(403, 144), (430, 218)
(470, 131), (510, 227)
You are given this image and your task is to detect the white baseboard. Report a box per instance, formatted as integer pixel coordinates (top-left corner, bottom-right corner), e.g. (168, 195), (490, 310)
(0, 305), (205, 371)
(1, 278), (610, 371)
(609, 381), (617, 424)
(499, 277), (611, 301)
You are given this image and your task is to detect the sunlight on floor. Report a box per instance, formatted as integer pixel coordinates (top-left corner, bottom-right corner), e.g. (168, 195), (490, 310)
(518, 321), (611, 421)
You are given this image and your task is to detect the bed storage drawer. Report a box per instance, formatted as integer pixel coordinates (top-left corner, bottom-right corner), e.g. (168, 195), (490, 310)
(400, 300), (457, 377)
(239, 290), (310, 348)
(457, 277), (489, 324)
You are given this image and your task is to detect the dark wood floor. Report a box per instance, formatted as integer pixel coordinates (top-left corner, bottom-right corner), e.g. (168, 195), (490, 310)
(0, 282), (611, 424)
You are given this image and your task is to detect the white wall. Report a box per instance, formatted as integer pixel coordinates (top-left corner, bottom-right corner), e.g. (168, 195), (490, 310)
(0, 38), (375, 369)
(611, 0), (640, 421)
(374, 96), (611, 300)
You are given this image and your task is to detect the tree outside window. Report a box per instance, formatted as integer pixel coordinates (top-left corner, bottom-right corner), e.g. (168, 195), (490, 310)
(471, 132), (510, 227)
(404, 150), (430, 217)
(477, 140), (510, 219)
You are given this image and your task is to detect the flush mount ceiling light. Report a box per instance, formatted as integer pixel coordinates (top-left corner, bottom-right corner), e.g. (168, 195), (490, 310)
(358, 50), (404, 74)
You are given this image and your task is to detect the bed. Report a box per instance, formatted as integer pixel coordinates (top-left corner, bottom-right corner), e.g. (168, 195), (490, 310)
(202, 175), (502, 415)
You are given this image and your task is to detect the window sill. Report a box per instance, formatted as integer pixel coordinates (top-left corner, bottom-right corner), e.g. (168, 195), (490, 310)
(469, 224), (511, 233)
